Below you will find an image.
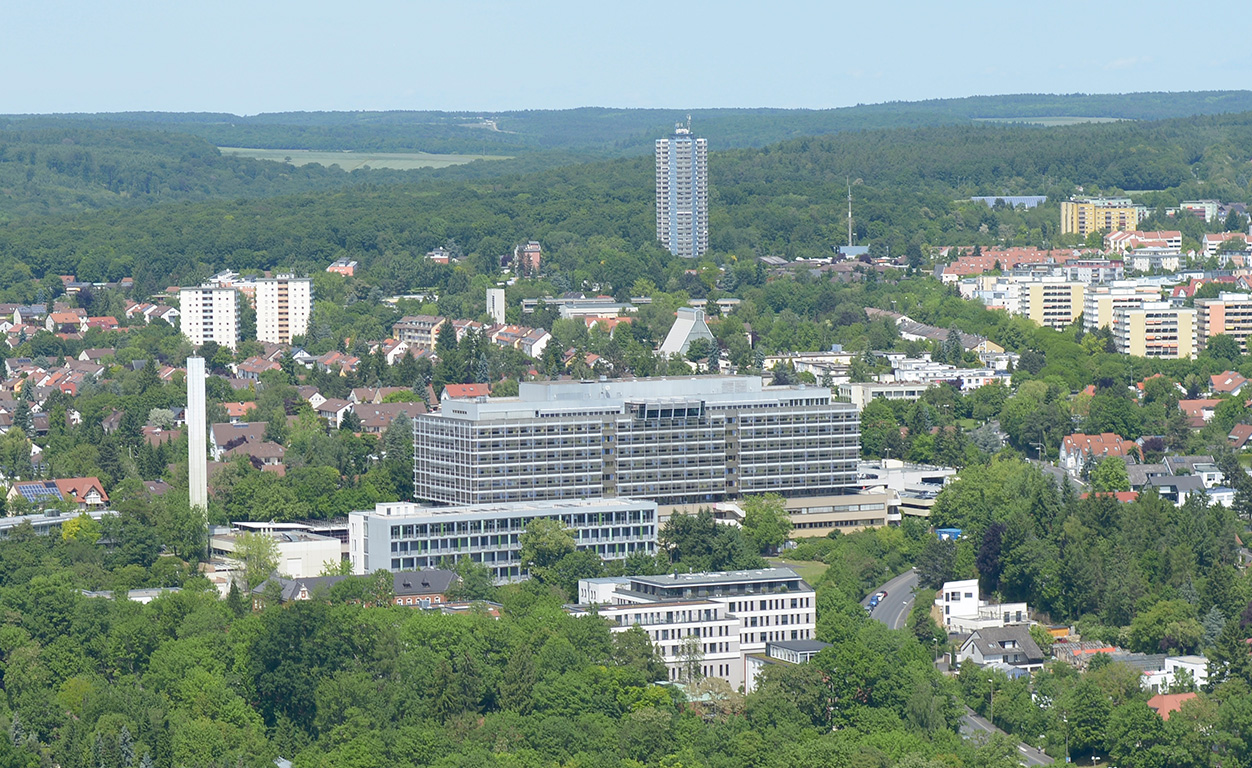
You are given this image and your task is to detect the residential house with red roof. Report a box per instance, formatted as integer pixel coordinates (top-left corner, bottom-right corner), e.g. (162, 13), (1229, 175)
(1179, 399), (1222, 429)
(1060, 433), (1141, 479)
(1211, 371), (1248, 397)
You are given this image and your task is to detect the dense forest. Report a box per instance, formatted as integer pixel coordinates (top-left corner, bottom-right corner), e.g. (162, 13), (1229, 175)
(8, 91), (1252, 156)
(3, 110), (1252, 297)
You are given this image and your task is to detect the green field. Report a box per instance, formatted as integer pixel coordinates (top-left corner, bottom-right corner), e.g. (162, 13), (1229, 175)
(768, 558), (829, 584)
(218, 147), (511, 170)
(972, 116), (1127, 126)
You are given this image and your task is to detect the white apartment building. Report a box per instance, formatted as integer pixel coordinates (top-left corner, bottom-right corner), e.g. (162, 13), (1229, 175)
(210, 523), (340, 580)
(486, 288), (506, 324)
(569, 600), (744, 687)
(936, 578), (980, 629)
(413, 377), (860, 507)
(179, 286), (240, 350)
(581, 567), (816, 688)
(255, 275), (312, 344)
(349, 498), (658, 581)
(1129, 248), (1183, 274)
(656, 122), (708, 258)
(885, 359), (1009, 392)
(1082, 282), (1162, 332)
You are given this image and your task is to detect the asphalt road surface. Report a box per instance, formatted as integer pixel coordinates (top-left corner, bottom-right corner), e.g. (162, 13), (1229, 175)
(861, 569), (919, 630)
(863, 571), (1055, 766)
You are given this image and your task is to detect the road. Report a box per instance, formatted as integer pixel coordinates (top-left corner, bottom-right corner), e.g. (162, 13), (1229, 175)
(863, 572), (1055, 766)
(861, 568), (918, 630)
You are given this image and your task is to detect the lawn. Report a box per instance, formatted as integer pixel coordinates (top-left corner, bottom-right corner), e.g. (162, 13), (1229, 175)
(768, 558), (829, 584)
(218, 147), (511, 171)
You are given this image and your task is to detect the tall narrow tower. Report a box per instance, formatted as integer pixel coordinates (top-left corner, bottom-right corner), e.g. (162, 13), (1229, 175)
(655, 119), (708, 258)
(187, 356), (208, 513)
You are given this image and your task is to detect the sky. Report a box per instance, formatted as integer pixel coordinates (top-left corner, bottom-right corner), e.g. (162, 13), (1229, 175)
(3, 0), (1248, 115)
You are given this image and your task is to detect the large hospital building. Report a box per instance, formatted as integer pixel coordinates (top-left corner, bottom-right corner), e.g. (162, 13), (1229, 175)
(412, 377), (861, 511)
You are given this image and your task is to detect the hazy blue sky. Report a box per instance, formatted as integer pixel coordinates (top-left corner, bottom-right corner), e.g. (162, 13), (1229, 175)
(4, 0), (1247, 114)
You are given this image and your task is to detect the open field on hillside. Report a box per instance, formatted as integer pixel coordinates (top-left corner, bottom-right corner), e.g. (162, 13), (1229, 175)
(972, 116), (1126, 126)
(218, 147), (511, 170)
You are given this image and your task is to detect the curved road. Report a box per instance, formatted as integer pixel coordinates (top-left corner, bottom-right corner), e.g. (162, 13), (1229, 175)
(864, 570), (1053, 767)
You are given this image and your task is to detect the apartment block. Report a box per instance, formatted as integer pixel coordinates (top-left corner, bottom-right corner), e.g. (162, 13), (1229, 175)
(1064, 259), (1125, 284)
(392, 315), (446, 351)
(1113, 302), (1197, 359)
(1196, 292), (1252, 353)
(349, 498), (658, 581)
(179, 286), (240, 350)
(255, 275), (312, 344)
(1082, 282), (1162, 332)
(656, 121), (709, 258)
(580, 567), (816, 688)
(1019, 279), (1085, 330)
(1061, 197), (1140, 237)
(413, 377), (860, 507)
(837, 381), (936, 409)
(569, 600), (743, 687)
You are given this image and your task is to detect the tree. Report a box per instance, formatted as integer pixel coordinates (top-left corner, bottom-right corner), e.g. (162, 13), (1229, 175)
(1204, 333), (1242, 364)
(917, 537), (956, 589)
(233, 531), (279, 593)
(1089, 456), (1131, 493)
(740, 494), (792, 555)
(518, 518), (576, 584)
(678, 634), (704, 683)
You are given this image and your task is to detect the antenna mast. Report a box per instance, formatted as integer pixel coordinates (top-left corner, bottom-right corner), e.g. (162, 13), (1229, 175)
(847, 178), (853, 248)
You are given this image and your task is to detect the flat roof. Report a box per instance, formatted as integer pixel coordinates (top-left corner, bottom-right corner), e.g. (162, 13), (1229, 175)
(768, 639), (831, 653)
(630, 567), (803, 588)
(360, 497), (657, 520)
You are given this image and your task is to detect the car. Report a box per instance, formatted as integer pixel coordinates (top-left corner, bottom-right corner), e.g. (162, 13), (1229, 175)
(878, 590), (888, 599)
(868, 595), (881, 608)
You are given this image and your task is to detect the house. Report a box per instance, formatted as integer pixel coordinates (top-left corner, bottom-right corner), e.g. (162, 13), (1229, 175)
(353, 402), (426, 434)
(6, 477), (109, 510)
(1164, 455), (1222, 487)
(442, 383), (490, 400)
(1229, 423), (1252, 449)
(1211, 371), (1248, 397)
(1142, 655), (1209, 693)
(1179, 399), (1222, 429)
(1059, 433), (1141, 479)
(316, 399), (353, 428)
(86, 316), (120, 332)
(222, 402), (256, 423)
(225, 440), (286, 469)
(315, 351), (359, 376)
(101, 409), (125, 435)
(236, 356), (282, 381)
(957, 626), (1045, 673)
(46, 311), (87, 333)
(211, 422), (268, 461)
(142, 426), (181, 446)
(13, 305), (47, 325)
(1147, 474), (1206, 506)
(326, 258), (358, 277)
(349, 387), (409, 404)
(78, 348), (115, 364)
(296, 386), (327, 410)
(1147, 692), (1198, 721)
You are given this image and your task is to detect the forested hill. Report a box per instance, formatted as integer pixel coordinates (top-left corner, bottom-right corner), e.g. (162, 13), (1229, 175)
(2, 110), (1252, 298)
(6, 90), (1252, 156)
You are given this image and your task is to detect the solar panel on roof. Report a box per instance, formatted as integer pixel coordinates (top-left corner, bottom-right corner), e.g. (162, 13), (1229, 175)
(17, 482), (61, 502)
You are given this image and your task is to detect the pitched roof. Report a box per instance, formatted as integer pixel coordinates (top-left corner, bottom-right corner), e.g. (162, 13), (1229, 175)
(1061, 433), (1140, 461)
(443, 383), (490, 400)
(1147, 692), (1197, 720)
(1229, 423), (1252, 449)
(963, 625), (1044, 665)
(253, 569), (459, 600)
(53, 477), (108, 504)
(1212, 371), (1247, 394)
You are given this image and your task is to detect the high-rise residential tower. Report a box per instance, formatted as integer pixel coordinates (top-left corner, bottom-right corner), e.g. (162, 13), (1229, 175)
(180, 286), (240, 350)
(255, 275), (313, 345)
(656, 119), (708, 258)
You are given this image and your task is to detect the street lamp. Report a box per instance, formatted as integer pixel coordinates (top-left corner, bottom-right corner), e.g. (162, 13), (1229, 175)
(1062, 711), (1069, 764)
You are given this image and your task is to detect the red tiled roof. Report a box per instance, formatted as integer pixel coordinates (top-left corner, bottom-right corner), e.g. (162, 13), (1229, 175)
(1147, 692), (1197, 721)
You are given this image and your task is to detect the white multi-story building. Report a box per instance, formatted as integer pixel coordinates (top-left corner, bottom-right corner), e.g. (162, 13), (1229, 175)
(569, 600), (744, 687)
(656, 121), (708, 258)
(1019, 278), (1085, 330)
(837, 381), (936, 409)
(255, 275), (312, 345)
(179, 286), (240, 350)
(486, 288), (507, 325)
(413, 377), (860, 508)
(349, 498), (658, 581)
(1082, 282), (1162, 332)
(579, 567), (816, 689)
